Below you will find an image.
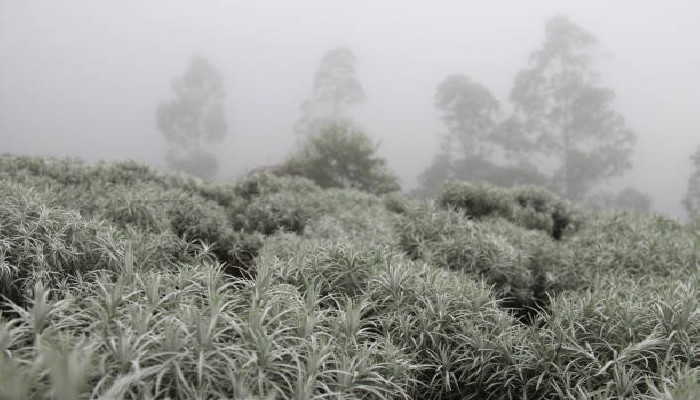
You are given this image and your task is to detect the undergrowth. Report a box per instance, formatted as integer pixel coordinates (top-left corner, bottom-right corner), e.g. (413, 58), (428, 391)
(0, 154), (697, 399)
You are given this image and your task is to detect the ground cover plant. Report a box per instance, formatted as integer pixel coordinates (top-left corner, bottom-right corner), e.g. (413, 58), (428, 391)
(0, 154), (698, 399)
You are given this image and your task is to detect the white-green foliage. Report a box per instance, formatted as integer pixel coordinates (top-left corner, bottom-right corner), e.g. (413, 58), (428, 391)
(437, 181), (578, 239)
(1, 261), (415, 399)
(0, 181), (204, 305)
(285, 121), (401, 195)
(230, 172), (323, 235)
(571, 213), (698, 278)
(0, 154), (698, 399)
(394, 204), (583, 320)
(307, 189), (399, 244)
(532, 276), (699, 398)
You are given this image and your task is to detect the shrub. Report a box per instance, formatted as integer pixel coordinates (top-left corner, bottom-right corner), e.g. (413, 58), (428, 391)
(230, 173), (322, 235)
(305, 188), (399, 244)
(394, 206), (580, 320)
(0, 156), (262, 279)
(2, 154), (697, 399)
(0, 183), (206, 306)
(570, 213), (698, 278)
(437, 182), (578, 239)
(0, 263), (414, 399)
(437, 182), (514, 218)
(363, 252), (524, 400)
(284, 121), (401, 194)
(383, 192), (415, 215)
(528, 277), (700, 398)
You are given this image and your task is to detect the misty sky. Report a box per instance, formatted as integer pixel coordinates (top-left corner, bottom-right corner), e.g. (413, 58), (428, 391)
(1, 0), (699, 218)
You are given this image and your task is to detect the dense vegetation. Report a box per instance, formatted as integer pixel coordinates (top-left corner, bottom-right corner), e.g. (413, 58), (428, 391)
(284, 121), (401, 195)
(0, 154), (698, 399)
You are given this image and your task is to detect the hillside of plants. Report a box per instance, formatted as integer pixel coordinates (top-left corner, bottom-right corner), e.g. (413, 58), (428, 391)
(0, 154), (698, 399)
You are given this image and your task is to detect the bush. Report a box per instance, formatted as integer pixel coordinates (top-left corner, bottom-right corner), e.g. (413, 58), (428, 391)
(230, 173), (322, 235)
(570, 213), (698, 278)
(394, 206), (582, 320)
(0, 156), (262, 278)
(2, 154), (697, 399)
(529, 277), (700, 398)
(0, 183), (211, 306)
(437, 182), (578, 239)
(437, 182), (514, 219)
(284, 121), (401, 194)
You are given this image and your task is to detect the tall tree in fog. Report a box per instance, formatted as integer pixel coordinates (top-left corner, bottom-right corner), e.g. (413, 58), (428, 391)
(157, 55), (227, 179)
(417, 74), (546, 197)
(436, 74), (499, 160)
(505, 16), (636, 201)
(417, 75), (498, 195)
(682, 146), (700, 218)
(295, 46), (365, 136)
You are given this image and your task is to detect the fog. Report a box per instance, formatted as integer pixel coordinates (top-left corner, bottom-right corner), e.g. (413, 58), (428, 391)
(1, 0), (699, 218)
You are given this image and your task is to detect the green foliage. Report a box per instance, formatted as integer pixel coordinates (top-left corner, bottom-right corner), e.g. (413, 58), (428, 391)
(394, 205), (582, 322)
(383, 192), (416, 215)
(532, 278), (699, 398)
(436, 181), (577, 239)
(437, 182), (514, 219)
(2, 258), (416, 399)
(284, 121), (401, 194)
(365, 257), (520, 399)
(230, 173), (323, 235)
(0, 154), (697, 399)
(0, 155), (261, 278)
(0, 182), (213, 307)
(571, 213), (698, 278)
(306, 188), (399, 244)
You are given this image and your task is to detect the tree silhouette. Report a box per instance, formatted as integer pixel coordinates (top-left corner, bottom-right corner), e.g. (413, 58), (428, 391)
(157, 55), (227, 179)
(435, 74), (499, 159)
(505, 16), (636, 201)
(416, 74), (547, 198)
(295, 46), (365, 137)
(683, 146), (700, 218)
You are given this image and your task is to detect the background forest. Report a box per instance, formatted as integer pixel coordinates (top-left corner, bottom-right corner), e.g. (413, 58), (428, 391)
(2, 1), (699, 219)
